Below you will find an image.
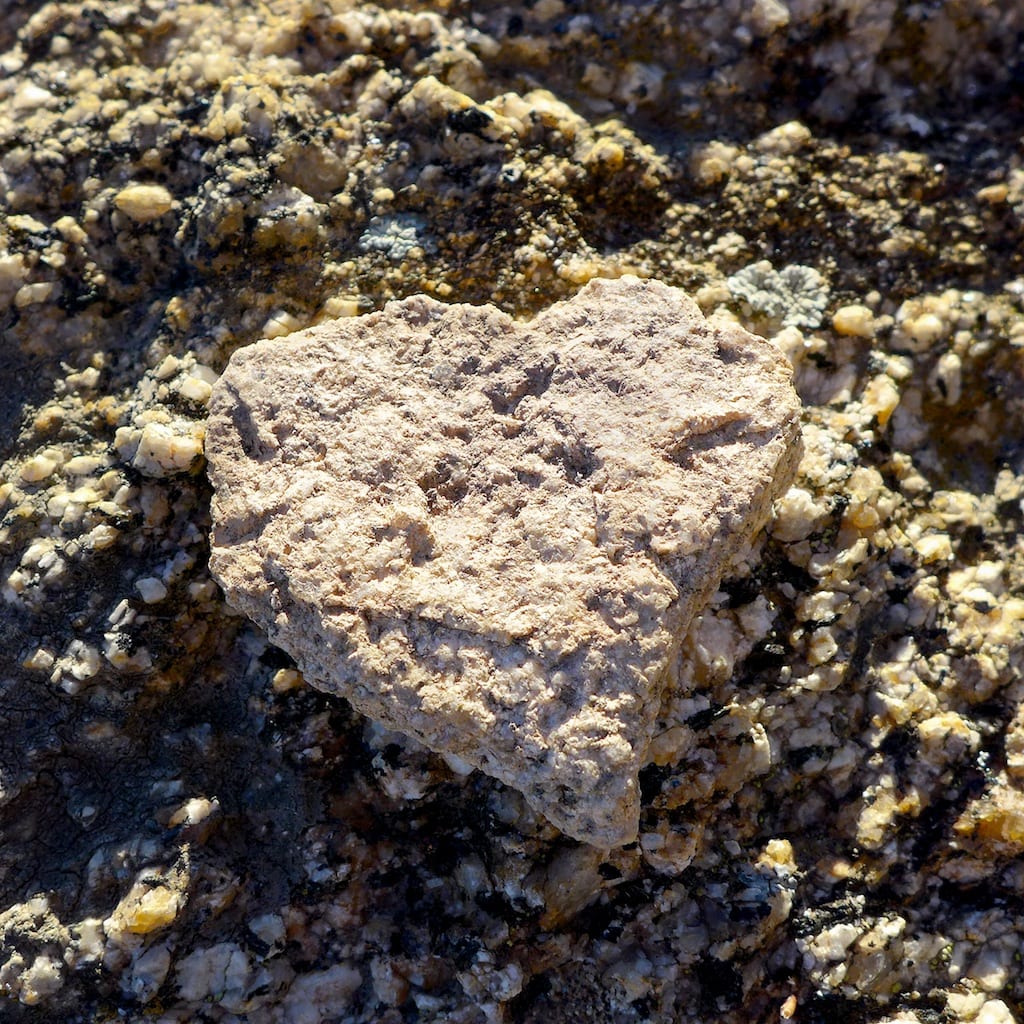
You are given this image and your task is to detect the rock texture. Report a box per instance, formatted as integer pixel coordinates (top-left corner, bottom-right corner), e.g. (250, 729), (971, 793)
(5, 3), (1024, 1018)
(206, 276), (801, 846)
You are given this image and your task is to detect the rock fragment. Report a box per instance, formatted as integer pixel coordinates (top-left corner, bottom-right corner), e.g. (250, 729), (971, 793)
(113, 183), (174, 223)
(206, 276), (802, 846)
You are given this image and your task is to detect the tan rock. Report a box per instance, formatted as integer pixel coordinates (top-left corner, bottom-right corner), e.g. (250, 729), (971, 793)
(114, 183), (174, 222)
(206, 276), (801, 846)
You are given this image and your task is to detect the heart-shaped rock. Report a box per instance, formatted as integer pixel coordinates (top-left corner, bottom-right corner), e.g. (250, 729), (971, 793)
(206, 277), (801, 846)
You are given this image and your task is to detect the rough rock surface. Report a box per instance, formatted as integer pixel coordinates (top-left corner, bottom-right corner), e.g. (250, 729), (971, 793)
(4, 1), (1024, 1020)
(206, 277), (801, 845)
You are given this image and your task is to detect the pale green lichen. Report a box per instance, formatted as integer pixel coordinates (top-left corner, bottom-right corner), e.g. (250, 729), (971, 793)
(727, 260), (830, 328)
(358, 213), (436, 261)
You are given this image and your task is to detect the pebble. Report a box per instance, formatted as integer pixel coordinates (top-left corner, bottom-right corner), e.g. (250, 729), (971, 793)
(63, 455), (106, 475)
(832, 304), (875, 337)
(14, 282), (57, 307)
(113, 183), (174, 222)
(271, 668), (304, 693)
(177, 373), (214, 405)
(976, 183), (1008, 205)
(753, 120), (811, 155)
(167, 797), (218, 828)
(124, 421), (204, 476)
(135, 576), (168, 603)
(16, 955), (63, 1005)
(933, 351), (963, 404)
(914, 533), (953, 563)
(19, 454), (59, 483)
(107, 880), (183, 937)
(771, 487), (827, 543)
(261, 309), (304, 338)
(901, 311), (947, 350)
(860, 374), (901, 426)
(691, 140), (741, 184)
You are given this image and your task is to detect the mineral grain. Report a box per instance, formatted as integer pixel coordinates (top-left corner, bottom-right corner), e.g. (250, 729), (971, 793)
(206, 276), (801, 846)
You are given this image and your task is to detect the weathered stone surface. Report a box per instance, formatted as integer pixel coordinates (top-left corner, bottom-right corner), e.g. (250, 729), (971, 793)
(206, 277), (801, 846)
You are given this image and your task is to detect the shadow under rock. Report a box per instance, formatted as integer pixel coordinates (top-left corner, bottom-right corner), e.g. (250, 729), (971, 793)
(0, 617), (314, 926)
(0, 348), (52, 464)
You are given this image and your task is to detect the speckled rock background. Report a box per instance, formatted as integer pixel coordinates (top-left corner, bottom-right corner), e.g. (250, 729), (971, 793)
(1, 2), (1023, 1022)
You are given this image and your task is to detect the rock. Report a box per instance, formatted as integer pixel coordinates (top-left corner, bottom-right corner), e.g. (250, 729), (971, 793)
(205, 276), (802, 846)
(113, 183), (174, 223)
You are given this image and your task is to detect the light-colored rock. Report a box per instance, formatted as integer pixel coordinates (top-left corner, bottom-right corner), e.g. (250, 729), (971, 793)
(833, 304), (875, 338)
(206, 276), (801, 846)
(114, 183), (174, 222)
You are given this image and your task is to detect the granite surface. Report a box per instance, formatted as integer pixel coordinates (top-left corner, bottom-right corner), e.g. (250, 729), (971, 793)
(1, 2), (1023, 1022)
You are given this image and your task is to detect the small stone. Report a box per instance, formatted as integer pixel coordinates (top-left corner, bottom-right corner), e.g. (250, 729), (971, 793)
(280, 964), (363, 1021)
(807, 627), (839, 666)
(178, 374), (213, 405)
(206, 277), (802, 846)
(64, 454), (106, 475)
(976, 183), (1008, 205)
(15, 282), (57, 308)
(69, 918), (105, 965)
(262, 310), (304, 338)
(904, 312), (945, 347)
(753, 120), (809, 155)
(932, 351), (962, 404)
(136, 576), (168, 603)
(12, 82), (55, 112)
(18, 955), (63, 1005)
(174, 943), (252, 1005)
(272, 668), (305, 693)
(0, 252), (27, 292)
(86, 524), (119, 551)
(832, 304), (875, 338)
(167, 797), (218, 828)
(22, 648), (55, 672)
(249, 913), (286, 951)
(975, 1001), (1018, 1024)
(154, 354), (182, 380)
(580, 137), (625, 171)
(108, 881), (183, 936)
(126, 422), (204, 476)
(114, 183), (174, 223)
(65, 366), (100, 391)
(771, 487), (826, 543)
(19, 454), (58, 483)
(125, 944), (172, 1004)
(691, 140), (740, 185)
(861, 375), (901, 427)
(915, 533), (953, 563)
(321, 295), (361, 318)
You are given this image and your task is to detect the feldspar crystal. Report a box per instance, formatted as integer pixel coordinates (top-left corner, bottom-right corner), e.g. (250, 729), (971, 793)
(206, 277), (802, 846)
